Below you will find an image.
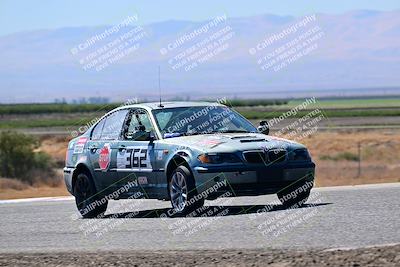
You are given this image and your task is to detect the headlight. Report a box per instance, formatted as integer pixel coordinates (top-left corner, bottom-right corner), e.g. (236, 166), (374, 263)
(288, 149), (311, 161)
(197, 153), (241, 164)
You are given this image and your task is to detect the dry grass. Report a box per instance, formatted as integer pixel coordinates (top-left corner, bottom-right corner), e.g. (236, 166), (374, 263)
(0, 170), (67, 200)
(0, 182), (68, 200)
(295, 129), (400, 186)
(38, 135), (69, 167)
(0, 178), (29, 191)
(1, 129), (400, 200)
(36, 128), (400, 188)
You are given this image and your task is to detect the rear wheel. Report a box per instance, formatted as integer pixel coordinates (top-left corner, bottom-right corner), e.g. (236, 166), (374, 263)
(74, 172), (108, 218)
(168, 165), (204, 216)
(277, 180), (313, 208)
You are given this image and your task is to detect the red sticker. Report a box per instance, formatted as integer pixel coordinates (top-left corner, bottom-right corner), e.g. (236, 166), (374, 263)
(98, 144), (111, 170)
(73, 137), (88, 154)
(77, 137), (88, 144)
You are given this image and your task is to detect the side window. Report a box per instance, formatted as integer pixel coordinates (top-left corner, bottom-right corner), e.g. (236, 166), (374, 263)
(91, 118), (105, 140)
(101, 109), (129, 140)
(123, 109), (155, 141)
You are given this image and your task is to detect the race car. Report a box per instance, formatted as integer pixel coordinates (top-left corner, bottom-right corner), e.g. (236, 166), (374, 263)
(64, 102), (315, 218)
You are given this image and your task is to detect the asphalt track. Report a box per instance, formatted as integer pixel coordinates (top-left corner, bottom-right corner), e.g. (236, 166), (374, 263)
(0, 183), (399, 253)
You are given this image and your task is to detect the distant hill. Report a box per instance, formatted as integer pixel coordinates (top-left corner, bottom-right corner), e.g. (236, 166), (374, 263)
(0, 10), (399, 103)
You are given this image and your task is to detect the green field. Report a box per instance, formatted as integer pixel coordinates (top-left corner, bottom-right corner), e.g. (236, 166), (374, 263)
(0, 118), (93, 129)
(239, 108), (400, 119)
(1, 97), (400, 115)
(0, 100), (288, 115)
(0, 103), (121, 115)
(285, 97), (400, 109)
(1, 97), (400, 129)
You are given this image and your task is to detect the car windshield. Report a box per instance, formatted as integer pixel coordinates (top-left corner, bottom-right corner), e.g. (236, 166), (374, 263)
(152, 105), (257, 137)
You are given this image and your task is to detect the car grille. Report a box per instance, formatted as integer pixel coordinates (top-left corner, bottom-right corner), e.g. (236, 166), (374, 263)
(243, 151), (266, 164)
(243, 149), (287, 164)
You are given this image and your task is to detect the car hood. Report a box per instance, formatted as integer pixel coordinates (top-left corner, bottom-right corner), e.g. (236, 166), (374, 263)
(162, 133), (305, 153)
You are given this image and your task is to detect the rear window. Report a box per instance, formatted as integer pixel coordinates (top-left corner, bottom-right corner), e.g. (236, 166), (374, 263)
(91, 118), (105, 140)
(91, 109), (129, 140)
(101, 110), (129, 140)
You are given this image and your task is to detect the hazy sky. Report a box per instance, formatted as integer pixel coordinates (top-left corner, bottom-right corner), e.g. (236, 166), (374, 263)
(0, 0), (399, 36)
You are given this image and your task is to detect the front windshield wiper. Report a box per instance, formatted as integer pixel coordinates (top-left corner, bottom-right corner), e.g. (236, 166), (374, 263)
(163, 130), (252, 138)
(185, 132), (205, 136)
(214, 130), (251, 133)
(163, 132), (204, 138)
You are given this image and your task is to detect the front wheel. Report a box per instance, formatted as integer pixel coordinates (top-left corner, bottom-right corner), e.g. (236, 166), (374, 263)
(277, 180), (313, 208)
(168, 165), (204, 216)
(74, 172), (108, 218)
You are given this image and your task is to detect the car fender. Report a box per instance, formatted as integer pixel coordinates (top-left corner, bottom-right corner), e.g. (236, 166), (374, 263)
(163, 147), (196, 178)
(71, 157), (98, 192)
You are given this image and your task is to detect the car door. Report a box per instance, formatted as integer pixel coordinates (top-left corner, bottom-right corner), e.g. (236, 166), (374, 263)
(88, 109), (129, 191)
(116, 108), (160, 197)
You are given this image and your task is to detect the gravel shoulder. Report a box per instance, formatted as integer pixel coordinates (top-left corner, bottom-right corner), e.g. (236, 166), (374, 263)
(0, 244), (399, 266)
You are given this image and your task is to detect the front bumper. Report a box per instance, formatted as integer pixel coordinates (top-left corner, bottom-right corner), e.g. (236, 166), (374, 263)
(193, 161), (315, 197)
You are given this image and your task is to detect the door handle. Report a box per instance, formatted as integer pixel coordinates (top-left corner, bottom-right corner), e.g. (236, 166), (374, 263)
(118, 145), (126, 151)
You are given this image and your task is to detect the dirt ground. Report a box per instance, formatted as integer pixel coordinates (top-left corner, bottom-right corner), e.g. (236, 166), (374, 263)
(0, 244), (399, 267)
(1, 129), (399, 199)
(297, 129), (400, 186)
(0, 184), (68, 200)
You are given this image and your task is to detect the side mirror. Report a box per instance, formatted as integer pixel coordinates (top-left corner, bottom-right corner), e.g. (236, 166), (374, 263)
(258, 120), (269, 135)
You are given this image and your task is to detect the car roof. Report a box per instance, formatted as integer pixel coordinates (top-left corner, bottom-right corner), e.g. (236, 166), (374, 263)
(120, 101), (226, 111)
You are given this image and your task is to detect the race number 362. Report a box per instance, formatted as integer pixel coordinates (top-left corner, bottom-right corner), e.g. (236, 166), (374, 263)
(117, 147), (152, 170)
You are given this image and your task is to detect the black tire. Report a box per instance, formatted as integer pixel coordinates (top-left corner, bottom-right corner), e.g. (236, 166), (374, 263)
(277, 180), (313, 208)
(168, 165), (204, 216)
(74, 172), (108, 218)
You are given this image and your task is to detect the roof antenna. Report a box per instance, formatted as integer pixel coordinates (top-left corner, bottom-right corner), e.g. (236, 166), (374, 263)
(158, 66), (164, 108)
